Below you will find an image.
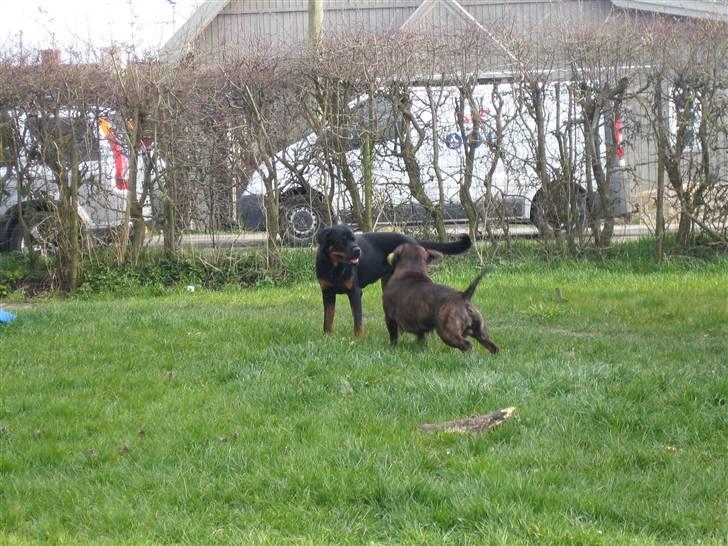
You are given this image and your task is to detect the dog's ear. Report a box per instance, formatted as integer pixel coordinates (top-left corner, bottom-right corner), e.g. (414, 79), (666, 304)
(426, 249), (444, 264)
(316, 227), (332, 247)
(388, 244), (407, 268)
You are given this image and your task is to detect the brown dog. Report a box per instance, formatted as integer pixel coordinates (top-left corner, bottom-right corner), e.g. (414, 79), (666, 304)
(382, 243), (498, 353)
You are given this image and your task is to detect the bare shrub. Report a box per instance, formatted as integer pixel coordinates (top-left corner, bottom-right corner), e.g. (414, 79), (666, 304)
(637, 18), (728, 250)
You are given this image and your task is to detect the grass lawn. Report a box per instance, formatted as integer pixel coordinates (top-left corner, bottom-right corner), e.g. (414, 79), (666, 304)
(1, 251), (727, 545)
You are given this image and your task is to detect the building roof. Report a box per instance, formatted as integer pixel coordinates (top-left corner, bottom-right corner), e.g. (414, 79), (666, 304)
(160, 0), (231, 61)
(611, 0), (728, 22)
(400, 0), (483, 32)
(400, 0), (519, 64)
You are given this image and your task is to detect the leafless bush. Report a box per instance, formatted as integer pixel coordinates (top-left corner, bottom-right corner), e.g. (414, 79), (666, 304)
(3, 16), (727, 292)
(636, 17), (728, 251)
(0, 49), (114, 290)
(559, 17), (645, 251)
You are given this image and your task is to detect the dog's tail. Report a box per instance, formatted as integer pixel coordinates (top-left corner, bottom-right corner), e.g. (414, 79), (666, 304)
(462, 267), (492, 301)
(419, 234), (471, 255)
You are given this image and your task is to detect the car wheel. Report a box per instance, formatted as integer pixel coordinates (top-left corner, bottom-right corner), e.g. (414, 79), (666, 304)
(279, 195), (325, 246)
(0, 214), (14, 252)
(10, 211), (63, 255)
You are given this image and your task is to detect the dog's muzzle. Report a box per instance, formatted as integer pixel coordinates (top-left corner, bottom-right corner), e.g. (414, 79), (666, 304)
(349, 246), (361, 265)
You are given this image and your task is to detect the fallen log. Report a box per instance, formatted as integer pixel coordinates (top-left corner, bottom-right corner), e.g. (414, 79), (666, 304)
(417, 406), (516, 434)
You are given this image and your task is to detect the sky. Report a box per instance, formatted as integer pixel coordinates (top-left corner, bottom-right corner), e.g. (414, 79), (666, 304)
(0, 0), (204, 54)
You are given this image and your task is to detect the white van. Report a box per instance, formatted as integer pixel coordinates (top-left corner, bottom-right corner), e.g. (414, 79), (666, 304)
(240, 79), (630, 245)
(0, 111), (151, 253)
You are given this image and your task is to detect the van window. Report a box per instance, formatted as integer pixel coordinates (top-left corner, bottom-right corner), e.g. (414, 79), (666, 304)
(0, 111), (14, 170)
(26, 115), (100, 164)
(332, 96), (400, 152)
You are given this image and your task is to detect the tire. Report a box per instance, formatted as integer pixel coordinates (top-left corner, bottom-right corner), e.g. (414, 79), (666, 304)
(279, 194), (325, 246)
(9, 211), (62, 255)
(0, 214), (14, 252)
(530, 186), (588, 236)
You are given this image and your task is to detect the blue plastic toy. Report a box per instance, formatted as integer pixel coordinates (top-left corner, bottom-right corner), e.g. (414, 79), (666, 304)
(0, 309), (17, 324)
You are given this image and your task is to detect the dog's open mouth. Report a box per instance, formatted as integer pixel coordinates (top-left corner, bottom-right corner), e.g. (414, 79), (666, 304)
(348, 248), (362, 265)
(329, 250), (361, 266)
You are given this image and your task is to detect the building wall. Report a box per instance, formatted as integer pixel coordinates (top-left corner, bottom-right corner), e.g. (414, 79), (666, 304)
(194, 0), (615, 58)
(197, 0), (415, 57)
(461, 0), (613, 30)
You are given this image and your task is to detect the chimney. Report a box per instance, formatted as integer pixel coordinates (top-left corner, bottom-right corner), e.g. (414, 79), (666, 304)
(41, 49), (62, 66)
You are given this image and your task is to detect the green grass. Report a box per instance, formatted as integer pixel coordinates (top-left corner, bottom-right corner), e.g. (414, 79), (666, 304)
(1, 254), (727, 545)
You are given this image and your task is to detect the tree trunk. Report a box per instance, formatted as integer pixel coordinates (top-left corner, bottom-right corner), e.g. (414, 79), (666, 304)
(677, 210), (693, 247)
(264, 184), (280, 269)
(361, 131), (374, 231)
(398, 89), (445, 240)
(335, 151), (366, 229)
(654, 79), (665, 261)
(128, 108), (146, 263)
(68, 136), (81, 292)
(163, 165), (179, 257)
(401, 143), (446, 240)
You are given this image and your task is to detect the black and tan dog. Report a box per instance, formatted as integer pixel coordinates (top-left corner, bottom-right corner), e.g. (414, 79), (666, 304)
(382, 243), (498, 353)
(315, 224), (471, 336)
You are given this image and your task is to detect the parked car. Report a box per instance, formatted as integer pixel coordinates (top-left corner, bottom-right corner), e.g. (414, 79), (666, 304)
(0, 110), (152, 253)
(240, 78), (630, 245)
